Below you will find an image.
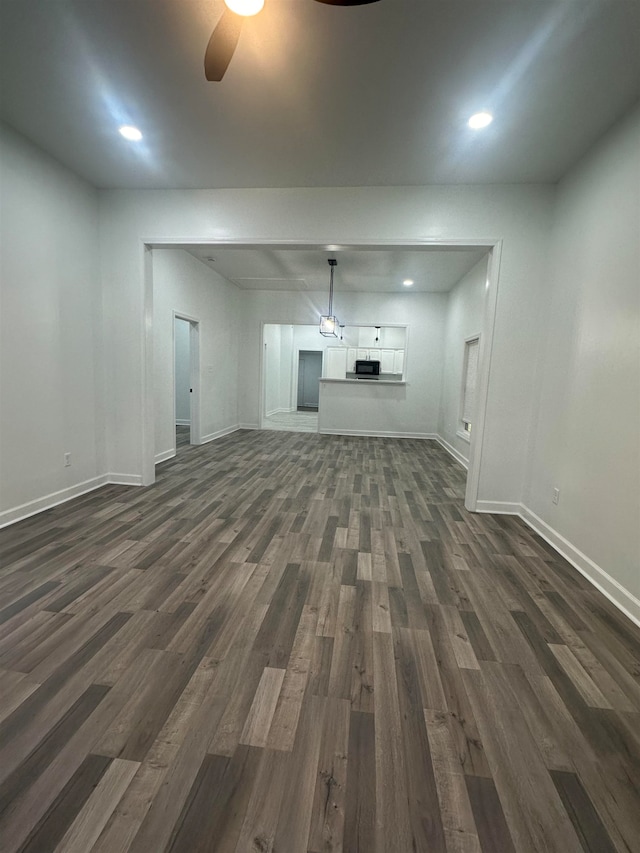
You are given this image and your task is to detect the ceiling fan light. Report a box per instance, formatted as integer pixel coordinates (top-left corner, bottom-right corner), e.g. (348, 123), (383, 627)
(224, 0), (264, 16)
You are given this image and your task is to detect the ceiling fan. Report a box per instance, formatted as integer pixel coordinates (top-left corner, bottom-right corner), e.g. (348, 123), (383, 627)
(205, 0), (381, 81)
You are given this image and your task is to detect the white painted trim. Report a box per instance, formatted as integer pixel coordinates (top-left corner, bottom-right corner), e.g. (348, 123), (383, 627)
(519, 505), (640, 628)
(435, 436), (469, 470)
(239, 423), (260, 430)
(318, 429), (439, 440)
(473, 500), (639, 629)
(459, 335), (480, 434)
(0, 476), (110, 528)
(155, 449), (176, 464)
(265, 407), (298, 417)
(175, 419), (191, 427)
(465, 243), (502, 513)
(142, 240), (500, 493)
(475, 500), (522, 515)
(106, 473), (144, 486)
(0, 473), (144, 528)
(260, 323), (267, 429)
(200, 424), (242, 443)
(145, 238), (499, 251)
(142, 245), (155, 487)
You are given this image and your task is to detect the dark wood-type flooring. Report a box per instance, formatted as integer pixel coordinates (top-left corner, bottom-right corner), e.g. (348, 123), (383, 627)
(1, 430), (639, 853)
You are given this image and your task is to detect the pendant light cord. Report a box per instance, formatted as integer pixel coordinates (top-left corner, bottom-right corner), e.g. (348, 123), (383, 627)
(328, 259), (337, 316)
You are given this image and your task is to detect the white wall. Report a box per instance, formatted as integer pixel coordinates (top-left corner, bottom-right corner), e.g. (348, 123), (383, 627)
(525, 106), (640, 611)
(263, 324), (297, 416)
(439, 257), (488, 463)
(0, 123), (103, 522)
(99, 184), (553, 503)
(263, 323), (282, 416)
(174, 318), (191, 424)
(280, 324), (294, 411)
(153, 249), (241, 460)
(246, 291), (446, 435)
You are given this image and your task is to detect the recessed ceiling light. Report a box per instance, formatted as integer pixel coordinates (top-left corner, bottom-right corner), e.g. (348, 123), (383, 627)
(468, 112), (493, 130)
(224, 0), (264, 15)
(403, 279), (414, 286)
(119, 125), (143, 141)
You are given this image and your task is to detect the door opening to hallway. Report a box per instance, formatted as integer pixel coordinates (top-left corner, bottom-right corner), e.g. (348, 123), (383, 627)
(297, 350), (322, 412)
(173, 314), (201, 452)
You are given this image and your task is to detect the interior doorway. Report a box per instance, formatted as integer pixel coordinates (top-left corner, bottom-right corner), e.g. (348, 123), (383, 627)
(173, 313), (201, 451)
(144, 241), (501, 514)
(261, 324), (320, 433)
(297, 350), (322, 411)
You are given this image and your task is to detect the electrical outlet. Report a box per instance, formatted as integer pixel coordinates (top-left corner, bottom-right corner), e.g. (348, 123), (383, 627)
(64, 452), (71, 467)
(552, 487), (560, 505)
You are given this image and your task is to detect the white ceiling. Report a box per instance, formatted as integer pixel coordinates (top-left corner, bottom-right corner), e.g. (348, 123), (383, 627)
(1, 0), (638, 190)
(178, 244), (488, 291)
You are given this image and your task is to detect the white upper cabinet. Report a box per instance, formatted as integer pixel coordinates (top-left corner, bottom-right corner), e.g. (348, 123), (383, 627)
(325, 347), (348, 379)
(381, 349), (395, 372)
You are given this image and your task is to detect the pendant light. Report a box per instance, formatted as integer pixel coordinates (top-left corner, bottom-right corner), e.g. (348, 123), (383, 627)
(320, 259), (340, 337)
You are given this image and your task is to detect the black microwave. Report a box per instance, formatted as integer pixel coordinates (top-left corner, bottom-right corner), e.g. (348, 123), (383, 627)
(355, 359), (381, 377)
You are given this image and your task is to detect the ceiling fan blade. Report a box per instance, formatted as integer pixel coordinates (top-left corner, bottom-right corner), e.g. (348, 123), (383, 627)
(314, 0), (381, 5)
(204, 9), (243, 81)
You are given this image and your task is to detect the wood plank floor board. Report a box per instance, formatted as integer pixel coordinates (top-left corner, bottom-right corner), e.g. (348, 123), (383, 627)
(307, 696), (350, 853)
(16, 753), (113, 853)
(465, 773), (516, 853)
(0, 430), (638, 853)
(393, 626), (447, 851)
(550, 769), (618, 853)
(462, 663), (586, 853)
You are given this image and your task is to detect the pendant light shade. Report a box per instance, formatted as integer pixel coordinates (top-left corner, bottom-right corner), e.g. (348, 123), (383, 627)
(320, 259), (340, 337)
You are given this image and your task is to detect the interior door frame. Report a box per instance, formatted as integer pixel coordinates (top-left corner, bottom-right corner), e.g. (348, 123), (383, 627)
(143, 238), (502, 512)
(172, 310), (201, 448)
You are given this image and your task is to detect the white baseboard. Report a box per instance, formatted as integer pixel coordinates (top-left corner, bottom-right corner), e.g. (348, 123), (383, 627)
(200, 424), (241, 444)
(175, 419), (190, 427)
(0, 475), (110, 528)
(0, 472), (145, 528)
(105, 473), (144, 486)
(435, 436), (469, 470)
(154, 449), (176, 464)
(518, 505), (640, 628)
(318, 429), (438, 440)
(239, 423), (260, 430)
(477, 500), (639, 628)
(475, 500), (522, 515)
